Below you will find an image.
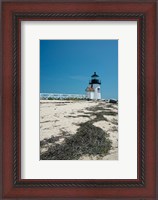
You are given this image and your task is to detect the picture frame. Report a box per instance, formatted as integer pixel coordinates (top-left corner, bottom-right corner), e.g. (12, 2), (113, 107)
(1, 0), (157, 199)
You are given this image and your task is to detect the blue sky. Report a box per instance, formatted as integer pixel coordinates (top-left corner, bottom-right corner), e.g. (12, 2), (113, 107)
(40, 40), (118, 99)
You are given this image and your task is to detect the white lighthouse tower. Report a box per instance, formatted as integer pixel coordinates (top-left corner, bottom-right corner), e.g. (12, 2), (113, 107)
(85, 72), (101, 100)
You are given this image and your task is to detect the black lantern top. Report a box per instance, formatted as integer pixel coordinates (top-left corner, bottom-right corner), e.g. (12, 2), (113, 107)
(89, 72), (101, 85)
(91, 72), (99, 78)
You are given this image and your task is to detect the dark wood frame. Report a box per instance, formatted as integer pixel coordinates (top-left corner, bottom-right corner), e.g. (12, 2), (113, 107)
(1, 1), (157, 199)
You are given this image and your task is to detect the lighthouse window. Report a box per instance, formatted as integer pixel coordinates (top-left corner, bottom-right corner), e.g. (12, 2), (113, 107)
(97, 88), (100, 92)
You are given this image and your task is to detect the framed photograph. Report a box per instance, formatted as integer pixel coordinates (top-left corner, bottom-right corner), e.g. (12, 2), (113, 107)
(1, 1), (157, 199)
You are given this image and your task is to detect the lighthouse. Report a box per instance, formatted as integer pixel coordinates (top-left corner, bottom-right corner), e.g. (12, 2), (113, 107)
(85, 72), (101, 100)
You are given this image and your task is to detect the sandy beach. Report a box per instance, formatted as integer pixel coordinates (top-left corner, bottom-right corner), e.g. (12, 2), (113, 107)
(40, 100), (118, 160)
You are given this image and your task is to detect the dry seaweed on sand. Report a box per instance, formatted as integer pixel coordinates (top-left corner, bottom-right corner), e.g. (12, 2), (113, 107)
(65, 114), (91, 118)
(40, 135), (61, 147)
(40, 121), (112, 160)
(111, 118), (118, 125)
(87, 105), (117, 116)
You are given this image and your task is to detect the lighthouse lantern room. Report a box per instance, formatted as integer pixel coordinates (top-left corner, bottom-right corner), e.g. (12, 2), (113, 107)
(85, 72), (101, 100)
